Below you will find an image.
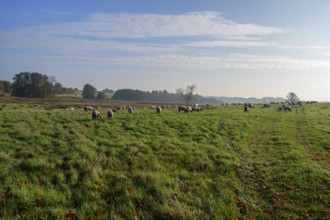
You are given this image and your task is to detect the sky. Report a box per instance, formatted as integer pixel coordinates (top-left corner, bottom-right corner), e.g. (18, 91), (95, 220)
(1, 0), (330, 101)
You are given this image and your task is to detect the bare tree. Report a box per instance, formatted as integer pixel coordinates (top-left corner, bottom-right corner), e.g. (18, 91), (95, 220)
(176, 84), (197, 106)
(286, 92), (299, 104)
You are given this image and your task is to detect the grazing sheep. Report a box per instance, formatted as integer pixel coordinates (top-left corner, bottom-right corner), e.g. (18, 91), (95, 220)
(107, 109), (113, 119)
(184, 106), (192, 113)
(192, 106), (202, 112)
(282, 105), (292, 112)
(156, 106), (162, 113)
(128, 106), (134, 114)
(92, 109), (102, 119)
(263, 103), (271, 108)
(244, 106), (249, 112)
(178, 105), (191, 113)
(84, 106), (93, 112)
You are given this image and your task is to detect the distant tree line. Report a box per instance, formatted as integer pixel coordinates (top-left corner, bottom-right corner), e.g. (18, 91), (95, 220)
(2, 72), (80, 99)
(10, 72), (58, 98)
(1, 72), (114, 100)
(111, 88), (221, 105)
(1, 72), (305, 104)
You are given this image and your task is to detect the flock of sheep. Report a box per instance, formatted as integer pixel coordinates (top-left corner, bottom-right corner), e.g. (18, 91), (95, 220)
(243, 102), (297, 112)
(81, 104), (204, 120)
(84, 105), (135, 119)
(65, 101), (300, 120)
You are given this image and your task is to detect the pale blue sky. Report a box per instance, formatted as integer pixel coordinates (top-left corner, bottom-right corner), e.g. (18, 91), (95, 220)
(1, 0), (330, 101)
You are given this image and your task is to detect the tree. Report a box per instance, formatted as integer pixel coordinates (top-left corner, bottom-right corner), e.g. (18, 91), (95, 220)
(0, 82), (4, 96)
(286, 92), (299, 104)
(176, 84), (197, 106)
(111, 89), (146, 101)
(54, 82), (63, 94)
(102, 88), (115, 94)
(96, 91), (106, 100)
(82, 84), (97, 99)
(0, 80), (12, 94)
(11, 72), (56, 98)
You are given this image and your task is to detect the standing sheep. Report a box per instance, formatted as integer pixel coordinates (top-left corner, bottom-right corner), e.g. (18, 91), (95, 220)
(156, 106), (162, 113)
(128, 106), (134, 114)
(92, 109), (102, 119)
(263, 103), (271, 108)
(244, 104), (249, 112)
(107, 109), (114, 119)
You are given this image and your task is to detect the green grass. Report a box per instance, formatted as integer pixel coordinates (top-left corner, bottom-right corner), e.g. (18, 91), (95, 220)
(0, 103), (329, 219)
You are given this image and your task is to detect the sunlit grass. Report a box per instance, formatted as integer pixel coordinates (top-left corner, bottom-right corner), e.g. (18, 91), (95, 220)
(0, 103), (329, 219)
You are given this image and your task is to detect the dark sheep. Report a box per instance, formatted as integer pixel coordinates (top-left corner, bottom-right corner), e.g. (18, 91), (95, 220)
(156, 106), (162, 113)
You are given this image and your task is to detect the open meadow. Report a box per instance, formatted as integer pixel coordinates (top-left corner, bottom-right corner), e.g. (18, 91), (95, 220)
(0, 101), (329, 219)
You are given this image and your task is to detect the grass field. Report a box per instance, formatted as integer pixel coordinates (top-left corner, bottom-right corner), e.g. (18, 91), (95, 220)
(0, 101), (329, 219)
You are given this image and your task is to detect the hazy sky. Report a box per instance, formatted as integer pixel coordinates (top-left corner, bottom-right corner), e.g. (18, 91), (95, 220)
(1, 0), (330, 101)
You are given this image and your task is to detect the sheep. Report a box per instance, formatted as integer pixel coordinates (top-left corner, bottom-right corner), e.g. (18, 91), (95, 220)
(178, 105), (191, 113)
(263, 103), (271, 108)
(184, 106), (192, 113)
(107, 109), (113, 119)
(244, 105), (249, 112)
(282, 105), (292, 112)
(192, 106), (202, 112)
(92, 109), (102, 119)
(84, 106), (93, 112)
(128, 106), (134, 114)
(156, 106), (162, 113)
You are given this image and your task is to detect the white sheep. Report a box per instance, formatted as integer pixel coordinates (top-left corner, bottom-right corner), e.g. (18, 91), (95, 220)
(92, 109), (102, 119)
(156, 106), (162, 113)
(128, 106), (134, 114)
(107, 109), (114, 119)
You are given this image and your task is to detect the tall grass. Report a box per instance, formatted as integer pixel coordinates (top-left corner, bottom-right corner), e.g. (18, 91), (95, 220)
(0, 103), (329, 219)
